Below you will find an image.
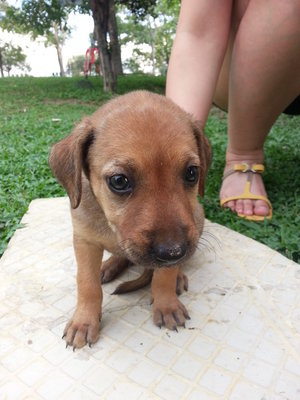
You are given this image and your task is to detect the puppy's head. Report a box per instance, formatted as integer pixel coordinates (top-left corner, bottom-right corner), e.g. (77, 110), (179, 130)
(49, 91), (211, 267)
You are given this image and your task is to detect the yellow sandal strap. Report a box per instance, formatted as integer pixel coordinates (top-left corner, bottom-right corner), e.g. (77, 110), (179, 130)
(220, 181), (273, 209)
(223, 163), (264, 180)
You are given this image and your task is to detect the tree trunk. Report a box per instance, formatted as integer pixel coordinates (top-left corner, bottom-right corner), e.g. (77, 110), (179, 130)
(53, 23), (65, 77)
(148, 17), (156, 75)
(108, 0), (123, 76)
(0, 47), (4, 77)
(89, 0), (117, 93)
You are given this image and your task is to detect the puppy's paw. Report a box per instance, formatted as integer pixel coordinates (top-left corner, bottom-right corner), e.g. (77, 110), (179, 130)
(101, 256), (130, 283)
(63, 308), (101, 350)
(176, 270), (188, 295)
(152, 297), (190, 331)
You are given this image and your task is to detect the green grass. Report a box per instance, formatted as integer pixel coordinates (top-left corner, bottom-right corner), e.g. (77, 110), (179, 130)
(0, 75), (299, 262)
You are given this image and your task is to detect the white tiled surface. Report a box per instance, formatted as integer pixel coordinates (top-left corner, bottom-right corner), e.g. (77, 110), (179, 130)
(1, 197), (300, 400)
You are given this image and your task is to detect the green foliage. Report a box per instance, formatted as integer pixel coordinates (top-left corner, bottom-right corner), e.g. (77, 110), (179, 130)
(66, 55), (86, 76)
(0, 41), (31, 76)
(0, 1), (70, 37)
(117, 0), (157, 19)
(118, 0), (179, 74)
(0, 75), (299, 263)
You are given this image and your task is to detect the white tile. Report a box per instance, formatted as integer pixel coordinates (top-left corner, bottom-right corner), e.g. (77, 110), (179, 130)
(53, 294), (76, 313)
(147, 342), (177, 367)
(124, 330), (155, 354)
(36, 370), (74, 400)
(129, 360), (162, 388)
(188, 388), (219, 400)
(237, 313), (265, 336)
(0, 336), (16, 357)
(106, 381), (143, 400)
(198, 367), (232, 396)
(153, 374), (188, 400)
(243, 358), (276, 388)
(188, 335), (218, 359)
(101, 319), (134, 342)
(275, 370), (300, 399)
(211, 304), (241, 324)
(202, 319), (229, 341)
(121, 307), (149, 326)
(140, 317), (164, 336)
(92, 336), (118, 360)
(254, 339), (284, 365)
(214, 348), (247, 373)
(229, 380), (268, 400)
(18, 359), (52, 386)
(162, 326), (193, 347)
(83, 366), (117, 396)
(43, 343), (71, 365)
(285, 356), (300, 377)
(61, 357), (97, 380)
(226, 327), (257, 352)
(172, 352), (205, 380)
(27, 329), (58, 353)
(0, 379), (29, 399)
(106, 347), (140, 373)
(61, 387), (96, 400)
(1, 347), (35, 372)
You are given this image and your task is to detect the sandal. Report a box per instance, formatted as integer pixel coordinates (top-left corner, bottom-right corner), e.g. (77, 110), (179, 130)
(220, 163), (272, 221)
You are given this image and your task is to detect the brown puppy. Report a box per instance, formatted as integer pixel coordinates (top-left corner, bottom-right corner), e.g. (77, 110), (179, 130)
(49, 91), (211, 349)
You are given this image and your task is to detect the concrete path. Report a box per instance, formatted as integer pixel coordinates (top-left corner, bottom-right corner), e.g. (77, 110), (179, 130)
(1, 197), (300, 399)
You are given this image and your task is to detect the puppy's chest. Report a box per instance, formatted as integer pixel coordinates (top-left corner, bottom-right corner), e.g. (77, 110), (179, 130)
(71, 203), (121, 255)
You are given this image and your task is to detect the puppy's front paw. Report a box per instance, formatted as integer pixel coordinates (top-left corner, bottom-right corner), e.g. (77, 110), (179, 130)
(152, 296), (190, 331)
(63, 308), (101, 350)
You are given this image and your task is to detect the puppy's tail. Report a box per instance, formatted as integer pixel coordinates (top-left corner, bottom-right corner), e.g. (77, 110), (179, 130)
(112, 269), (153, 295)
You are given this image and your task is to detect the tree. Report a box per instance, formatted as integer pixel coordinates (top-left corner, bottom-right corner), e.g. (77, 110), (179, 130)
(0, 0), (70, 76)
(88, 0), (157, 91)
(66, 54), (85, 76)
(0, 41), (30, 76)
(118, 0), (179, 75)
(1, 0), (159, 91)
(89, 0), (117, 92)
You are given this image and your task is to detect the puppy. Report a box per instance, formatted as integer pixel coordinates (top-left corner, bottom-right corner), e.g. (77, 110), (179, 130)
(49, 91), (211, 349)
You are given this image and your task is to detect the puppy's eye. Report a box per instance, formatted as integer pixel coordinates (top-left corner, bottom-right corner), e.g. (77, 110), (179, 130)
(184, 166), (199, 185)
(108, 174), (132, 194)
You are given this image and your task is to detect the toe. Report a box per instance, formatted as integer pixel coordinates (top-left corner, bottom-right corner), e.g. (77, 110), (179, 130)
(235, 199), (245, 215)
(223, 200), (236, 212)
(254, 200), (270, 216)
(243, 199), (255, 216)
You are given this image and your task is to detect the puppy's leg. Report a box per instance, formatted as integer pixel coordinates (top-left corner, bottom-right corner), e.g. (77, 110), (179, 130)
(176, 270), (189, 295)
(64, 235), (103, 350)
(152, 267), (190, 331)
(100, 255), (130, 283)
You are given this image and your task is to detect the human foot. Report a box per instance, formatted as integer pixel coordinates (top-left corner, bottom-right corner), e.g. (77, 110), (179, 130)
(220, 161), (272, 220)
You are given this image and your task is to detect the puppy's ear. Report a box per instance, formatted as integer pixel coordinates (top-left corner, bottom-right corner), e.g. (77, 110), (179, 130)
(49, 118), (95, 209)
(191, 121), (212, 197)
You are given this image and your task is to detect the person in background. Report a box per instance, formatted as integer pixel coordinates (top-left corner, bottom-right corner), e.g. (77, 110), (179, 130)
(166, 0), (300, 221)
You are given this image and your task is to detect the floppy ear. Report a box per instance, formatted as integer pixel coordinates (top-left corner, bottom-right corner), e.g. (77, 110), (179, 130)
(49, 118), (95, 209)
(191, 121), (212, 197)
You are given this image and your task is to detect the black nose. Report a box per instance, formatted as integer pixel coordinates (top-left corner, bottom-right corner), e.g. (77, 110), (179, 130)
(153, 242), (187, 265)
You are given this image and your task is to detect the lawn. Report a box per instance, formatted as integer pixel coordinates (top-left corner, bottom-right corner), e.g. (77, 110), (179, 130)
(0, 75), (299, 262)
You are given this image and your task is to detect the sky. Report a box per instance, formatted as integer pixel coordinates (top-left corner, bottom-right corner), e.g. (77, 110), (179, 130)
(1, 12), (96, 76)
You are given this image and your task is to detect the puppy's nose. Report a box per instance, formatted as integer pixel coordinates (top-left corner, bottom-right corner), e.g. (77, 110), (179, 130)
(153, 242), (187, 265)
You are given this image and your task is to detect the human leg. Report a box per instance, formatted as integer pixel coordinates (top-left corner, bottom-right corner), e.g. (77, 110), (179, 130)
(166, 0), (233, 126)
(220, 0), (300, 218)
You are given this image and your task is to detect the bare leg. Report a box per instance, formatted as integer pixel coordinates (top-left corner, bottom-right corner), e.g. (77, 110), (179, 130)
(220, 0), (300, 217)
(166, 0), (232, 126)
